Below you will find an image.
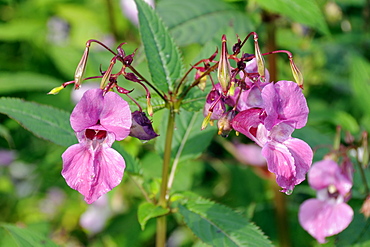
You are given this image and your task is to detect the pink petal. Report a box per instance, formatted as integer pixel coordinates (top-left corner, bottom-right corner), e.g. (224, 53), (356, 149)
(70, 89), (104, 132)
(61, 142), (125, 204)
(262, 141), (297, 192)
(99, 90), (132, 140)
(70, 89), (132, 141)
(232, 143), (266, 167)
(241, 58), (270, 86)
(231, 108), (263, 143)
(308, 159), (352, 195)
(268, 122), (295, 143)
(262, 81), (309, 130)
(299, 199), (353, 243)
(235, 86), (264, 112)
(284, 137), (313, 186)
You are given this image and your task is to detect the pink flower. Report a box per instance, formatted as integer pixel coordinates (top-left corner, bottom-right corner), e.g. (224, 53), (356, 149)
(262, 80), (309, 130)
(62, 88), (132, 204)
(232, 110), (312, 192)
(231, 81), (312, 192)
(299, 159), (354, 243)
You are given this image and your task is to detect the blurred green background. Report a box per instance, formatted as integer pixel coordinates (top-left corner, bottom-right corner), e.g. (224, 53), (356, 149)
(0, 0), (369, 246)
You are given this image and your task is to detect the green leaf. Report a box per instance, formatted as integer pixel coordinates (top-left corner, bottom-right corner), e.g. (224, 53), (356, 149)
(0, 98), (76, 147)
(0, 72), (61, 94)
(175, 192), (272, 247)
(137, 202), (170, 230)
(0, 19), (45, 42)
(332, 111), (359, 134)
(157, 0), (254, 47)
(0, 224), (58, 247)
(134, 0), (183, 92)
(0, 124), (14, 147)
(254, 0), (329, 35)
(113, 142), (142, 175)
(155, 109), (216, 162)
(351, 55), (370, 117)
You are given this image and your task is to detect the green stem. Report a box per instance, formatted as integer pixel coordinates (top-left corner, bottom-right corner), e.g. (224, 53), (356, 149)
(271, 181), (290, 247)
(156, 106), (176, 247)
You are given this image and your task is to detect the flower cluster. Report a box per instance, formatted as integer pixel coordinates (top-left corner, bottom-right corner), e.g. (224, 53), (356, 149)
(201, 33), (313, 193)
(298, 158), (354, 243)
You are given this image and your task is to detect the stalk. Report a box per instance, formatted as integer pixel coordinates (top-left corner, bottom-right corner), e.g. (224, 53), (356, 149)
(156, 106), (176, 246)
(265, 13), (291, 247)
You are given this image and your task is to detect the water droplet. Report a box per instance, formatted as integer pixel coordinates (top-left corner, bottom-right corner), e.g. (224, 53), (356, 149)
(285, 189), (293, 195)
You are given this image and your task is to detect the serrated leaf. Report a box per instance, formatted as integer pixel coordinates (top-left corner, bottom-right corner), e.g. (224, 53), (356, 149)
(155, 109), (216, 162)
(0, 224), (59, 247)
(176, 192), (272, 247)
(137, 202), (170, 230)
(134, 0), (183, 93)
(0, 72), (61, 94)
(0, 97), (76, 147)
(157, 0), (254, 47)
(254, 0), (329, 35)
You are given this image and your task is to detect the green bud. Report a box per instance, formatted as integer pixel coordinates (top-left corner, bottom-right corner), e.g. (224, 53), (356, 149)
(217, 35), (231, 94)
(74, 46), (90, 89)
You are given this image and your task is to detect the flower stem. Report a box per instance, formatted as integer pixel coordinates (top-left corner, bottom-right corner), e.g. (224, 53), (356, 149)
(156, 106), (176, 246)
(271, 181), (291, 247)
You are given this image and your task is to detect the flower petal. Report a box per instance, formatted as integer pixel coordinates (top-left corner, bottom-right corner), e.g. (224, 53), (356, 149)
(299, 199), (353, 243)
(70, 88), (104, 132)
(262, 80), (309, 130)
(308, 159), (352, 195)
(231, 108), (263, 144)
(61, 142), (125, 204)
(284, 137), (313, 186)
(262, 141), (297, 192)
(100, 90), (132, 140)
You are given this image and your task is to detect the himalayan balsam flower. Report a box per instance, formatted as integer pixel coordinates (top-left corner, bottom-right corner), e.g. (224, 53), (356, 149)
(62, 88), (132, 204)
(299, 159), (353, 243)
(232, 81), (312, 193)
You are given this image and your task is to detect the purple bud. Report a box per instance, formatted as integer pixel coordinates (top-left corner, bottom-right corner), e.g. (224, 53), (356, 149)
(129, 111), (159, 141)
(203, 89), (225, 120)
(124, 73), (140, 82)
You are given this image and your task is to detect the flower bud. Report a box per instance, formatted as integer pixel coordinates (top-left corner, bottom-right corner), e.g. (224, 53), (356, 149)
(362, 131), (369, 168)
(129, 111), (159, 141)
(74, 46), (90, 89)
(203, 89), (225, 120)
(201, 112), (212, 130)
(147, 97), (153, 117)
(361, 196), (370, 218)
(195, 68), (207, 91)
(47, 85), (65, 95)
(100, 60), (115, 89)
(217, 110), (236, 137)
(254, 37), (265, 82)
(217, 35), (231, 94)
(290, 59), (304, 88)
